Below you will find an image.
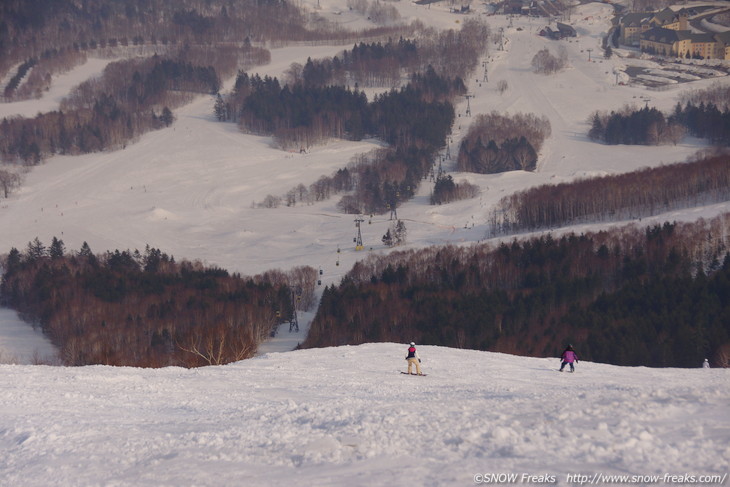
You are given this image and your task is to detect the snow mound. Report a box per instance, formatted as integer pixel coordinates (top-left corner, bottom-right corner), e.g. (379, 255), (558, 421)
(146, 207), (180, 222)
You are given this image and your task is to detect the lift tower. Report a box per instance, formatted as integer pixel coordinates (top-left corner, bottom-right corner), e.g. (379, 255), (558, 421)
(354, 217), (364, 250)
(464, 94), (474, 117)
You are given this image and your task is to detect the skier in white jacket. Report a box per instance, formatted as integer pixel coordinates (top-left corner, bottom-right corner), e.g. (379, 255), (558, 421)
(405, 342), (423, 375)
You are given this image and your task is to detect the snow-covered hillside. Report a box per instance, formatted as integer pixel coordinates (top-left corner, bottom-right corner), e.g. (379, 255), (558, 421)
(2, 1), (729, 362)
(2, 344), (728, 486)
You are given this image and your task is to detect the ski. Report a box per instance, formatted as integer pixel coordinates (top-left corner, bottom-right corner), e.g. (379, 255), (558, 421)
(400, 372), (427, 376)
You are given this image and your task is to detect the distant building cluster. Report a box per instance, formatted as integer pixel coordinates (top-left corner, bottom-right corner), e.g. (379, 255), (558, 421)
(619, 7), (730, 60)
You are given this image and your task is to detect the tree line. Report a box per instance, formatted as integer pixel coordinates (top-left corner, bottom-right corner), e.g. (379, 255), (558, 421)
(588, 102), (730, 146)
(0, 0), (414, 195)
(1, 0), (421, 99)
(234, 73), (372, 147)
(303, 215), (730, 368)
(0, 0), (299, 77)
(430, 174), (480, 205)
(287, 38), (420, 89)
(670, 101), (730, 146)
(0, 47), (259, 165)
(0, 239), (316, 367)
(221, 39), (475, 149)
(235, 19), (493, 213)
(279, 21), (491, 92)
(220, 21), (489, 214)
(488, 153), (730, 235)
(679, 82), (730, 111)
(457, 112), (551, 174)
(2, 47), (88, 102)
(236, 67), (465, 213)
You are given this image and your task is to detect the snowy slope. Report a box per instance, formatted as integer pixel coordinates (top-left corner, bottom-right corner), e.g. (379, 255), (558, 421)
(0, 309), (56, 364)
(1, 344), (728, 487)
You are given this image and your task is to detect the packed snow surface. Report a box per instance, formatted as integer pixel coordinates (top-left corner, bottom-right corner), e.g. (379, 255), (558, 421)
(1, 343), (728, 486)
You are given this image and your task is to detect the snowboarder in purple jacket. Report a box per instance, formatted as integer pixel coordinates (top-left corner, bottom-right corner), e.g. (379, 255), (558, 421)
(559, 345), (578, 372)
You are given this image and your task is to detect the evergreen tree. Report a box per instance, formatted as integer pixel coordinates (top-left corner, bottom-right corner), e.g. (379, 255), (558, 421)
(214, 94), (227, 121)
(160, 107), (174, 127)
(382, 228), (394, 247)
(49, 237), (65, 259)
(78, 241), (93, 257)
(26, 238), (46, 261)
(5, 247), (21, 275)
(394, 220), (407, 245)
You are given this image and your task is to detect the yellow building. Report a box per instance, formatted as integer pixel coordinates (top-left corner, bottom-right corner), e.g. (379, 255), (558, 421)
(649, 7), (689, 31)
(690, 33), (717, 59)
(620, 12), (653, 46)
(623, 6), (730, 60)
(620, 7), (689, 47)
(640, 27), (692, 57)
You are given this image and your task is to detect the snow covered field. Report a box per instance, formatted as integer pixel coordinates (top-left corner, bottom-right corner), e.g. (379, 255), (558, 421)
(0, 0), (729, 484)
(2, 344), (728, 486)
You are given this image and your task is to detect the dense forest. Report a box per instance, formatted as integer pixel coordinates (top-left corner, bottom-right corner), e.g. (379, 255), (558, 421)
(0, 48), (251, 163)
(221, 21), (489, 150)
(488, 153), (730, 235)
(679, 82), (730, 111)
(240, 70), (461, 214)
(0, 0), (308, 100)
(235, 66), (483, 213)
(279, 23), (491, 91)
(0, 0), (418, 193)
(457, 111), (551, 174)
(216, 21), (489, 214)
(0, 0), (351, 81)
(303, 215), (730, 368)
(0, 239), (316, 367)
(588, 102), (730, 146)
(430, 174), (480, 205)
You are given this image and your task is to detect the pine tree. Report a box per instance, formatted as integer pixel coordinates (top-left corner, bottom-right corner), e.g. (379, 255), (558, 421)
(26, 237), (46, 261)
(382, 228), (394, 247)
(394, 220), (407, 245)
(214, 94), (227, 121)
(588, 112), (604, 141)
(160, 107), (174, 127)
(5, 247), (21, 275)
(78, 241), (93, 257)
(49, 237), (66, 259)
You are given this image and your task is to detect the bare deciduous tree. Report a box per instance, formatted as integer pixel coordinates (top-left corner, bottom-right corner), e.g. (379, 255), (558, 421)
(0, 169), (22, 198)
(531, 47), (568, 75)
(497, 79), (508, 95)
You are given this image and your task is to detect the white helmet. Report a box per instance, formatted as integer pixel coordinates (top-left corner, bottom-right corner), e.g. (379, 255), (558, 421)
(410, 342), (415, 346)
